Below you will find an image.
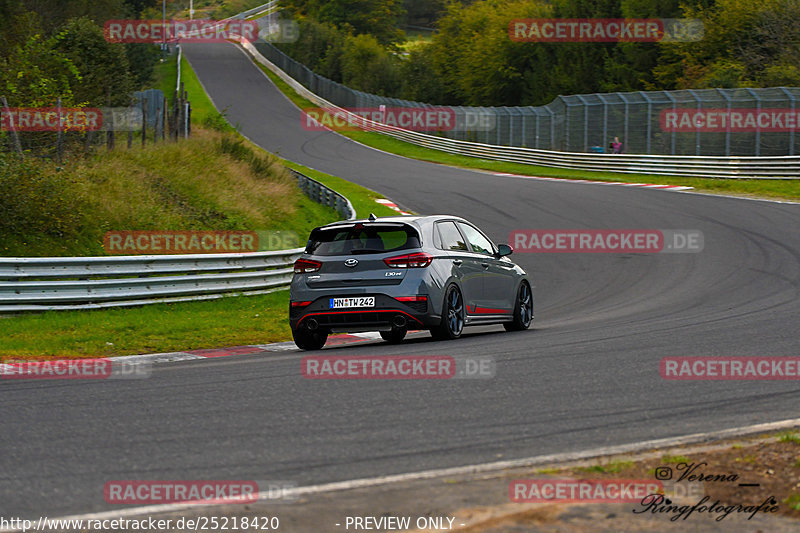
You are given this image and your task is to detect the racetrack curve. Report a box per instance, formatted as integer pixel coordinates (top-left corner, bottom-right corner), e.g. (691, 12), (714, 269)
(2, 42), (800, 520)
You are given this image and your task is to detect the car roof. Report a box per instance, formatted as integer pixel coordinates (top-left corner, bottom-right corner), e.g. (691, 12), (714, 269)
(318, 215), (467, 230)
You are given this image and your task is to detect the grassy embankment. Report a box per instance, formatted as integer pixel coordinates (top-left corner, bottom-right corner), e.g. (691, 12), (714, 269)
(0, 51), (398, 359)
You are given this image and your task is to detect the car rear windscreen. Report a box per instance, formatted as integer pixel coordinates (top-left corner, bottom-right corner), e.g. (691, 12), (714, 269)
(307, 224), (421, 256)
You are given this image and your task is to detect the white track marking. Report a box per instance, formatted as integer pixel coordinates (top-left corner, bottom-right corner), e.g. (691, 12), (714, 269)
(10, 417), (797, 530)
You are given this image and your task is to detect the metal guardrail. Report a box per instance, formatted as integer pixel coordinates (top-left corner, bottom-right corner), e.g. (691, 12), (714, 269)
(0, 171), (355, 312)
(231, 0), (278, 20)
(241, 40), (800, 178)
(289, 169), (355, 219)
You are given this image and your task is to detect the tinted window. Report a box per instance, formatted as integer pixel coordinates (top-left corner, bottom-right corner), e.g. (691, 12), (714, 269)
(307, 224), (420, 256)
(436, 221), (468, 251)
(458, 223), (494, 255)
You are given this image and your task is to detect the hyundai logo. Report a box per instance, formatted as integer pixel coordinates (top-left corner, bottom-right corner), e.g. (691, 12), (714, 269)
(344, 258), (358, 267)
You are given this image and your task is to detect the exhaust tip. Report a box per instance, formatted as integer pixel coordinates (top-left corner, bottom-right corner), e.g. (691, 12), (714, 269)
(392, 314), (407, 329)
(306, 318), (319, 331)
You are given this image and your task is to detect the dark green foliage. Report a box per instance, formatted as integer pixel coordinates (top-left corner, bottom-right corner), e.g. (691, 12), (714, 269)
(54, 17), (134, 106)
(282, 0), (406, 45)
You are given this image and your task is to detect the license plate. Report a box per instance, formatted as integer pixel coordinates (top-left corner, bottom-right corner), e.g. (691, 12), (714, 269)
(330, 296), (375, 309)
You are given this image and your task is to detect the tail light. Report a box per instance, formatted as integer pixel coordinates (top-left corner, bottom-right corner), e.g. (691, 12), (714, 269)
(383, 252), (433, 268)
(394, 296), (428, 302)
(291, 300), (312, 308)
(294, 258), (321, 273)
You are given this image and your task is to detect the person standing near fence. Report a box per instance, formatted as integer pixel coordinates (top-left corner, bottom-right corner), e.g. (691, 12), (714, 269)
(612, 136), (623, 154)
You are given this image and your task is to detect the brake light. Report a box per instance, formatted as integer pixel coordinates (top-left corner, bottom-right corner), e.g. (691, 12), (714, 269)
(291, 300), (312, 308)
(293, 258), (321, 273)
(395, 296), (428, 302)
(383, 252), (433, 268)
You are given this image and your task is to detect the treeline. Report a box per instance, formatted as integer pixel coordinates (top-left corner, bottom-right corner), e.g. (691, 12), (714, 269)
(277, 0), (800, 106)
(0, 0), (163, 108)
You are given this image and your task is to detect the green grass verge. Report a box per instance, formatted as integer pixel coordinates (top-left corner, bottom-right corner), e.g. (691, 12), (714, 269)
(153, 52), (177, 97)
(253, 56), (800, 202)
(0, 290), (291, 359)
(279, 159), (406, 219)
(178, 53), (218, 125)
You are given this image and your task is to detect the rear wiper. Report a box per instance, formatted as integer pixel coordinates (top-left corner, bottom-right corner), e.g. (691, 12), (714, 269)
(350, 248), (385, 254)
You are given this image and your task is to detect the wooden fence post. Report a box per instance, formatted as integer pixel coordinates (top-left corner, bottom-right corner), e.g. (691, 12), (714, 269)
(141, 97), (147, 147)
(1, 96), (24, 160)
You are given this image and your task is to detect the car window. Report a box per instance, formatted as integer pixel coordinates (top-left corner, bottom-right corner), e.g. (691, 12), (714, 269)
(457, 222), (495, 255)
(307, 224), (420, 256)
(436, 221), (468, 251)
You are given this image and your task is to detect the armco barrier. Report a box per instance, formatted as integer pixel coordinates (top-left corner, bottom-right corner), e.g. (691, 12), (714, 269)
(0, 171), (355, 312)
(241, 40), (800, 178)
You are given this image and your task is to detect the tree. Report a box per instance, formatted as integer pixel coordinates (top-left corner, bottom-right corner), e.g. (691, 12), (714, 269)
(54, 17), (134, 106)
(341, 33), (402, 95)
(0, 33), (80, 107)
(20, 0), (129, 33)
(283, 0), (407, 45)
(654, 0), (800, 88)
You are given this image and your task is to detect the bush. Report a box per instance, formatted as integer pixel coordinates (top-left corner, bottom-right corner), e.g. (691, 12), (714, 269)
(0, 153), (87, 242)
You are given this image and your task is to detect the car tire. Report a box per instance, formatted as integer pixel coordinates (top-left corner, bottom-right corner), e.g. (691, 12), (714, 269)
(504, 281), (533, 332)
(292, 327), (328, 350)
(431, 284), (464, 340)
(380, 328), (407, 344)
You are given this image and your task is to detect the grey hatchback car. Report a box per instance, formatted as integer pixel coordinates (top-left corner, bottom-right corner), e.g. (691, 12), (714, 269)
(289, 215), (533, 350)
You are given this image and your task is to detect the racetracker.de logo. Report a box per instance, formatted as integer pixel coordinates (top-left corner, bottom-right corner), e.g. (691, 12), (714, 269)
(103, 231), (259, 254)
(302, 356), (456, 379)
(302, 107), (457, 132)
(661, 357), (800, 380)
(661, 108), (800, 132)
(104, 481), (258, 504)
(1, 358), (150, 380)
(509, 229), (703, 253)
(509, 18), (703, 42)
(1, 108), (102, 132)
(510, 479), (663, 503)
(301, 355), (495, 379)
(104, 20), (259, 43)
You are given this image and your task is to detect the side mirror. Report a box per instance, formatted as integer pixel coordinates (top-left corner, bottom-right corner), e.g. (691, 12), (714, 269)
(496, 244), (513, 257)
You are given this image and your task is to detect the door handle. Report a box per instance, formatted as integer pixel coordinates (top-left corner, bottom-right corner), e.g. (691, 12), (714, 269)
(452, 259), (463, 266)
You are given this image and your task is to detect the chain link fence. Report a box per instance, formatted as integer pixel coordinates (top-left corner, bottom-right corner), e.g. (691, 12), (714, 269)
(256, 42), (800, 157)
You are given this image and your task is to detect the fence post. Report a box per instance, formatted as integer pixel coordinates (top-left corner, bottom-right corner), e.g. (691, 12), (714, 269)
(2, 96), (24, 160)
(128, 97), (134, 149)
(746, 88), (761, 156)
(153, 95), (158, 144)
(688, 89), (701, 155)
(56, 97), (63, 163)
(780, 87), (795, 156)
(106, 92), (115, 151)
(621, 93), (629, 153)
(600, 94), (608, 152)
(642, 92), (652, 155)
(141, 97), (147, 147)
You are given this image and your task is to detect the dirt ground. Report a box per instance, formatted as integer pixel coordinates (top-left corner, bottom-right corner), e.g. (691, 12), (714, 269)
(447, 431), (800, 532)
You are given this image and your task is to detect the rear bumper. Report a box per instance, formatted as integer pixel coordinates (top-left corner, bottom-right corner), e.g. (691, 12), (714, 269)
(289, 294), (434, 332)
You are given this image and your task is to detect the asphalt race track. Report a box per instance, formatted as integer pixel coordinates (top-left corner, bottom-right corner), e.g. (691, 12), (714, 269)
(2, 42), (800, 521)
